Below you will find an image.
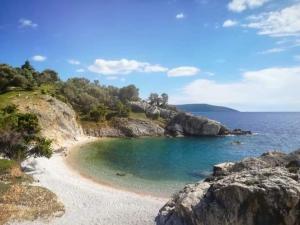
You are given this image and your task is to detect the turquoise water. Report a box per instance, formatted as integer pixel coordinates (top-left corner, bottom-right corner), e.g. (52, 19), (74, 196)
(70, 112), (300, 197)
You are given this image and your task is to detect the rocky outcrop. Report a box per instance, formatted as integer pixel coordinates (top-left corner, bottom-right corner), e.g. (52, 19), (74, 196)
(156, 150), (300, 225)
(14, 95), (84, 148)
(84, 118), (165, 137)
(131, 101), (251, 137)
(130, 101), (177, 120)
(166, 113), (229, 136)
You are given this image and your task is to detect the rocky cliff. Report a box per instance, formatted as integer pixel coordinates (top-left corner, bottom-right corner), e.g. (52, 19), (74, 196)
(130, 101), (250, 137)
(14, 95), (84, 148)
(83, 118), (165, 137)
(156, 150), (300, 225)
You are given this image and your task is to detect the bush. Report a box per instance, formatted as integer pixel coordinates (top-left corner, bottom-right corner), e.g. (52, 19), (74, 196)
(0, 108), (52, 164)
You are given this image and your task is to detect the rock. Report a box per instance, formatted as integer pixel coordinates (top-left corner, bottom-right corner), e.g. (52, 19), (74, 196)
(84, 118), (165, 138)
(231, 129), (252, 135)
(156, 149), (300, 225)
(145, 105), (160, 119)
(130, 101), (177, 120)
(213, 162), (234, 176)
(116, 118), (165, 137)
(116, 172), (126, 176)
(166, 113), (229, 136)
(130, 101), (251, 137)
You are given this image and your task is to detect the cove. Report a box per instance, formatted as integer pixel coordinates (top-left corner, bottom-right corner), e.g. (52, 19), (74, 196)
(68, 136), (262, 197)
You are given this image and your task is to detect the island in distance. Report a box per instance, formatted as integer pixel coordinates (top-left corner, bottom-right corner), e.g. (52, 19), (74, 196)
(176, 104), (239, 113)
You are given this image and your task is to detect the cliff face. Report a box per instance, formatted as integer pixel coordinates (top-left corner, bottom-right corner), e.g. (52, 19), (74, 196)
(156, 150), (300, 225)
(14, 95), (84, 148)
(130, 101), (234, 137)
(83, 118), (165, 137)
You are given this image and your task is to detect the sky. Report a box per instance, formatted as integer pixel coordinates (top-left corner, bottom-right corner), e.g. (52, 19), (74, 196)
(0, 0), (300, 111)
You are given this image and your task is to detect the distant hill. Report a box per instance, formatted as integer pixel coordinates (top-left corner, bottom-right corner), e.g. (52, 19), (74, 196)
(176, 104), (239, 113)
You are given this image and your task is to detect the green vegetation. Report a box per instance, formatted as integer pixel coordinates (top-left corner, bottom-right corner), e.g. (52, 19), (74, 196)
(0, 159), (15, 174)
(0, 61), (142, 122)
(0, 61), (173, 128)
(0, 105), (52, 164)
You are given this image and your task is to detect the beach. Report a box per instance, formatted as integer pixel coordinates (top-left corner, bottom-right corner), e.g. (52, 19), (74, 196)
(11, 137), (165, 225)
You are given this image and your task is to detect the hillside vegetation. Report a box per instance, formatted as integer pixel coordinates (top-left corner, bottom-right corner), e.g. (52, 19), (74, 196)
(0, 61), (172, 125)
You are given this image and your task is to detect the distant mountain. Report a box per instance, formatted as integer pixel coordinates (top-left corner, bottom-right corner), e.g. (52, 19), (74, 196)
(176, 104), (239, 113)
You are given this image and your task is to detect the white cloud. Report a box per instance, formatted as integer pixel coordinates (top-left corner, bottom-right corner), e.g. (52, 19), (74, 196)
(31, 55), (46, 62)
(88, 59), (168, 75)
(258, 48), (285, 54)
(19, 18), (38, 28)
(245, 3), (300, 37)
(223, 19), (238, 27)
(228, 0), (271, 12)
(167, 67), (200, 77)
(76, 68), (85, 73)
(171, 67), (300, 111)
(68, 59), (80, 65)
(176, 13), (185, 19)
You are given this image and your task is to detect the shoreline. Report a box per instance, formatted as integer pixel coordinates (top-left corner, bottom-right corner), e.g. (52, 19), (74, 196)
(64, 137), (169, 199)
(13, 136), (165, 225)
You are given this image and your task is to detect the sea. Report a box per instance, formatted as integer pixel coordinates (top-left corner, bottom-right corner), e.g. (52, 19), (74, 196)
(69, 112), (300, 197)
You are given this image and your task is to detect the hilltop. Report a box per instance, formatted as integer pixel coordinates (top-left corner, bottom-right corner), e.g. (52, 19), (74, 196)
(176, 104), (239, 113)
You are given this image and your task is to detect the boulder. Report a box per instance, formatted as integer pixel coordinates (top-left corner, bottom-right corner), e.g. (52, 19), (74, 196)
(156, 150), (300, 225)
(166, 113), (229, 136)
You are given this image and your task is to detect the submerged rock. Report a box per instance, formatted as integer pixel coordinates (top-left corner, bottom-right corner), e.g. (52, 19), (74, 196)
(156, 150), (300, 225)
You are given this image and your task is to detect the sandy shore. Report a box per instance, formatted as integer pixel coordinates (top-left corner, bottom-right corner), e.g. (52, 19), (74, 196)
(12, 136), (165, 225)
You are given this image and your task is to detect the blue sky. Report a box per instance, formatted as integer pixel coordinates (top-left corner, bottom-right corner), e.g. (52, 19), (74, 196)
(0, 0), (300, 111)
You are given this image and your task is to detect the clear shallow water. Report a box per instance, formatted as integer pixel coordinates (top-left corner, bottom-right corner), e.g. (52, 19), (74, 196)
(70, 112), (300, 197)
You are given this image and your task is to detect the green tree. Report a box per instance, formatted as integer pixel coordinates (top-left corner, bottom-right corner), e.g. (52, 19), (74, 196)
(119, 85), (139, 103)
(89, 105), (107, 122)
(38, 69), (59, 84)
(21, 60), (34, 72)
(149, 93), (159, 106)
(0, 106), (52, 164)
(161, 93), (169, 107)
(115, 101), (130, 117)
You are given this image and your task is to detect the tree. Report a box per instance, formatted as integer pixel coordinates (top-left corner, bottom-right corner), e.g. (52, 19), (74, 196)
(115, 101), (130, 117)
(0, 106), (52, 164)
(38, 69), (59, 84)
(119, 85), (139, 103)
(149, 93), (159, 106)
(89, 104), (108, 122)
(21, 60), (34, 72)
(161, 93), (169, 107)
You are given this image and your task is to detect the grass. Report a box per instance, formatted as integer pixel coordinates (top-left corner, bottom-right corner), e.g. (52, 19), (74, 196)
(129, 112), (149, 120)
(0, 159), (15, 174)
(0, 90), (40, 109)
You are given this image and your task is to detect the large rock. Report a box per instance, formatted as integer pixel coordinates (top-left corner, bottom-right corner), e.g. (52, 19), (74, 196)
(130, 101), (177, 120)
(114, 118), (165, 137)
(166, 113), (229, 136)
(156, 150), (300, 225)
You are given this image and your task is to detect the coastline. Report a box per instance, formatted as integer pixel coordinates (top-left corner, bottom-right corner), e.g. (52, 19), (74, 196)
(12, 136), (165, 225)
(65, 137), (169, 199)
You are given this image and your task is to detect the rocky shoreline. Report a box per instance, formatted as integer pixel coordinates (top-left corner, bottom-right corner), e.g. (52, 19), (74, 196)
(83, 101), (251, 138)
(156, 150), (300, 225)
